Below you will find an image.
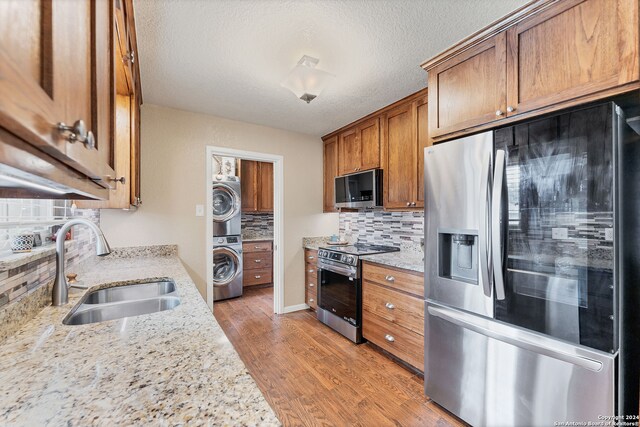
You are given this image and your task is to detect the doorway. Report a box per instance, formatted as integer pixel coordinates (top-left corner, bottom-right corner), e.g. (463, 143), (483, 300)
(205, 146), (284, 314)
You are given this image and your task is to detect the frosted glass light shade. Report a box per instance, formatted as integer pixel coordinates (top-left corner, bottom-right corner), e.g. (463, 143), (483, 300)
(281, 56), (334, 103)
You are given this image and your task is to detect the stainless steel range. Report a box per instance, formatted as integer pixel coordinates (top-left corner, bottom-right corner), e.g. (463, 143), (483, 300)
(316, 243), (399, 343)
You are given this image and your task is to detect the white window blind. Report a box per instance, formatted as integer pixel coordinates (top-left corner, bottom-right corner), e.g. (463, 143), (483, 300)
(0, 199), (74, 253)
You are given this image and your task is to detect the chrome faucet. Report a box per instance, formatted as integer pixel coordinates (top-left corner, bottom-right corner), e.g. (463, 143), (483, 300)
(52, 218), (111, 306)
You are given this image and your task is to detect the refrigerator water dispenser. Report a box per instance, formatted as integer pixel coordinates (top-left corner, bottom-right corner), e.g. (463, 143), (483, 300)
(438, 232), (478, 284)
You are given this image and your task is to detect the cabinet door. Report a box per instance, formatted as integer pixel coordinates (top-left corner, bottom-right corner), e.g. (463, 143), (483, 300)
(415, 97), (429, 208)
(323, 136), (339, 212)
(383, 102), (416, 209)
(338, 128), (359, 175)
(428, 33), (507, 139)
(506, 0), (639, 116)
(241, 160), (258, 212)
(358, 117), (380, 171)
(257, 162), (273, 212)
(0, 1), (64, 158)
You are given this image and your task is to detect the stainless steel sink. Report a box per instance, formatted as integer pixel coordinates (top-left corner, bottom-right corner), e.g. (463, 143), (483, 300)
(63, 280), (181, 326)
(83, 280), (176, 304)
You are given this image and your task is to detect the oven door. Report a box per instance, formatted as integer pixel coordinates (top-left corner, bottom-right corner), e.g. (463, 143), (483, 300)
(318, 264), (360, 326)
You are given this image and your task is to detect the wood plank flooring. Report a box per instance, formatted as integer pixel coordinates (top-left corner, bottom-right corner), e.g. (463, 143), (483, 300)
(214, 287), (466, 427)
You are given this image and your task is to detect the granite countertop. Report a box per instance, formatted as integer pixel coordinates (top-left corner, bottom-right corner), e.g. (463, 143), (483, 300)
(0, 249), (279, 426)
(302, 236), (340, 251)
(360, 250), (425, 273)
(242, 234), (273, 242)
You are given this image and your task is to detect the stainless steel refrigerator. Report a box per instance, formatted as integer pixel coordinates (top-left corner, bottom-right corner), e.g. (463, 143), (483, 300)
(424, 102), (640, 426)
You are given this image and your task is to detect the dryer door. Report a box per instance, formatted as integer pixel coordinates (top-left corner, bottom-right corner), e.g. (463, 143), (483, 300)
(212, 247), (241, 286)
(212, 184), (240, 222)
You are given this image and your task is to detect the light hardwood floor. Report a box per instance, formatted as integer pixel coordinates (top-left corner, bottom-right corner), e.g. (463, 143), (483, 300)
(214, 287), (465, 426)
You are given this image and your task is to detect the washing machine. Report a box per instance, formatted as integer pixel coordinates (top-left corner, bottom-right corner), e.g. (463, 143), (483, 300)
(212, 175), (241, 237)
(213, 235), (243, 301)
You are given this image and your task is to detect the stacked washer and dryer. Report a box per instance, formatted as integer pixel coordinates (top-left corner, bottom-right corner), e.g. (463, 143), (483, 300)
(212, 175), (243, 301)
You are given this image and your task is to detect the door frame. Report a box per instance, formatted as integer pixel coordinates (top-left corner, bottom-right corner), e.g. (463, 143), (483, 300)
(205, 145), (285, 314)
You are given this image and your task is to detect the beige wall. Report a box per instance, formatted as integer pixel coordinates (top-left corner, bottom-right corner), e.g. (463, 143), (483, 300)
(100, 104), (338, 307)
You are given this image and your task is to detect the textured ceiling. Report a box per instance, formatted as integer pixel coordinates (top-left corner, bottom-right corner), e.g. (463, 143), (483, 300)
(134, 0), (529, 137)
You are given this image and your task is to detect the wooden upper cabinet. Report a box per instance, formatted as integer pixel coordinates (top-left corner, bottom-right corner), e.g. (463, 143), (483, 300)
(423, 0), (640, 142)
(323, 136), (339, 213)
(257, 162), (273, 212)
(427, 33), (507, 139)
(383, 102), (415, 209)
(506, 0), (640, 116)
(358, 117), (380, 171)
(241, 160), (273, 213)
(0, 0), (115, 193)
(241, 160), (259, 212)
(415, 98), (430, 207)
(338, 118), (380, 176)
(338, 128), (359, 175)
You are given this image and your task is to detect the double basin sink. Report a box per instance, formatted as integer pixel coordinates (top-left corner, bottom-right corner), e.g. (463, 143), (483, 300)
(63, 279), (181, 325)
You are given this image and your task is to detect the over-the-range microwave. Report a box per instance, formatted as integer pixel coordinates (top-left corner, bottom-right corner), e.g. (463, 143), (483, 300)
(334, 169), (383, 209)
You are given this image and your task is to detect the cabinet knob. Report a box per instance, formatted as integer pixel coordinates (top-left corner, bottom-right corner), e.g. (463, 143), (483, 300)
(506, 106), (515, 113)
(384, 334), (395, 343)
(308, 269), (314, 273)
(124, 50), (135, 64)
(308, 283), (314, 287)
(309, 298), (314, 303)
(495, 110), (504, 116)
(406, 202), (411, 207)
(255, 275), (261, 279)
(307, 256), (315, 260)
(411, 202), (416, 206)
(110, 176), (126, 185)
(385, 275), (395, 282)
(254, 259), (262, 263)
(57, 120), (96, 149)
(254, 246), (260, 249)
(385, 302), (395, 310)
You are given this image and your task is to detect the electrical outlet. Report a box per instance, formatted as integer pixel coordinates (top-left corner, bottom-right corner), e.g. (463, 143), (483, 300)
(195, 204), (204, 217)
(605, 228), (613, 241)
(552, 228), (568, 240)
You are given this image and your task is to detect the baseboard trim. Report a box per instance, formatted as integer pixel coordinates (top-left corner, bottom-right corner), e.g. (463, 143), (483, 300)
(283, 303), (309, 313)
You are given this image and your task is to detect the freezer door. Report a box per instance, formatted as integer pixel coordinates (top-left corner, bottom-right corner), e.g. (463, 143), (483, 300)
(424, 131), (494, 317)
(425, 302), (615, 427)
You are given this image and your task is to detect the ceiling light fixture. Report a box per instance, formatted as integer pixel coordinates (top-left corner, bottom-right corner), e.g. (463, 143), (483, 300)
(281, 55), (334, 104)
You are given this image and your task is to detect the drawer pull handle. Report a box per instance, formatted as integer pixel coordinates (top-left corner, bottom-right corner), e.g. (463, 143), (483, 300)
(308, 269), (314, 273)
(255, 275), (261, 279)
(385, 302), (395, 310)
(384, 334), (395, 343)
(254, 259), (262, 263)
(308, 283), (314, 287)
(309, 298), (314, 303)
(254, 246), (260, 249)
(385, 275), (395, 282)
(307, 256), (315, 260)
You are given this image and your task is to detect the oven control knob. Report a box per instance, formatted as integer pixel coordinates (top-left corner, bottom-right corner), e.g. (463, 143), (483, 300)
(347, 255), (355, 265)
(341, 254), (347, 263)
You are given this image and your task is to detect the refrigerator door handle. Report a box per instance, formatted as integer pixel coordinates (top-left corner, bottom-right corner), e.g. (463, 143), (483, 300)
(478, 150), (493, 297)
(427, 304), (605, 372)
(491, 149), (507, 300)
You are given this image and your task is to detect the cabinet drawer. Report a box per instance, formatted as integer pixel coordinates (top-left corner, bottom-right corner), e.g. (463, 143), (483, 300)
(243, 252), (273, 270)
(243, 268), (272, 286)
(363, 281), (424, 336)
(304, 248), (318, 263)
(243, 241), (273, 253)
(362, 262), (424, 298)
(306, 288), (317, 310)
(363, 311), (424, 371)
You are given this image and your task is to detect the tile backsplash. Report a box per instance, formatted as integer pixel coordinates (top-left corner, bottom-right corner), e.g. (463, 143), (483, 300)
(339, 211), (424, 247)
(0, 209), (99, 310)
(241, 212), (273, 237)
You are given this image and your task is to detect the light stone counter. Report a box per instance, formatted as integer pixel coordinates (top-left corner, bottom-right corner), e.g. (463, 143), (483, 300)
(0, 249), (279, 426)
(360, 250), (425, 273)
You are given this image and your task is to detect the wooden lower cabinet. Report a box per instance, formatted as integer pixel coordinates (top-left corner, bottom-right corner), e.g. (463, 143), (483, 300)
(362, 262), (424, 371)
(242, 240), (273, 287)
(304, 248), (318, 310)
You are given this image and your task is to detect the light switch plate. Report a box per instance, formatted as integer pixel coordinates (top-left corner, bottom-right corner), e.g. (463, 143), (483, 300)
(605, 228), (613, 241)
(195, 204), (204, 217)
(552, 227), (568, 240)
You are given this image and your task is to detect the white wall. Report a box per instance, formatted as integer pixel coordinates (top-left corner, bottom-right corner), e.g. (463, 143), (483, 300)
(100, 104), (338, 307)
